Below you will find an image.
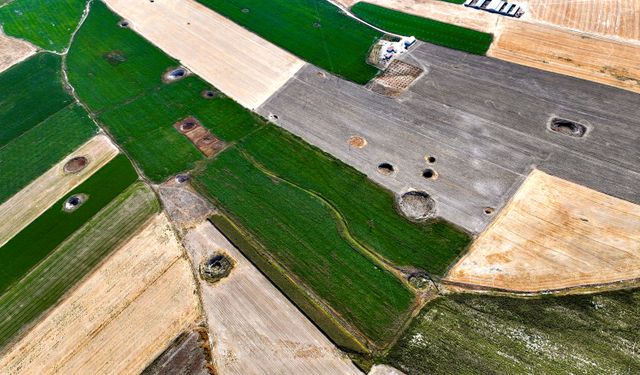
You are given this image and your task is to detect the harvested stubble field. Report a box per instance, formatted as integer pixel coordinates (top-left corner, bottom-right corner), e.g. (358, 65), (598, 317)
(0, 31), (35, 73)
(0, 213), (200, 374)
(197, 0), (382, 84)
(68, 1), (264, 182)
(351, 2), (493, 55)
(193, 126), (469, 349)
(0, 53), (73, 146)
(0, 182), (158, 351)
(0, 155), (137, 294)
(383, 291), (640, 374)
(183, 221), (361, 374)
(0, 135), (118, 247)
(0, 0), (86, 51)
(103, 0), (305, 109)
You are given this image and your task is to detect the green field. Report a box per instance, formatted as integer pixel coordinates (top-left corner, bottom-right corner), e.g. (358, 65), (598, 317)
(239, 127), (470, 275)
(0, 0), (87, 51)
(0, 182), (158, 350)
(195, 146), (415, 346)
(197, 0), (381, 84)
(0, 155), (138, 294)
(0, 104), (97, 204)
(0, 53), (73, 146)
(67, 2), (263, 182)
(384, 291), (640, 374)
(351, 2), (493, 55)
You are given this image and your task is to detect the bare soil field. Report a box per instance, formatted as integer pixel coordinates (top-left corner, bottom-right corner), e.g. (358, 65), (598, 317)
(445, 170), (640, 293)
(0, 31), (36, 73)
(0, 135), (118, 247)
(489, 19), (640, 93)
(0, 213), (200, 374)
(102, 0), (305, 109)
(183, 222), (362, 375)
(521, 0), (640, 42)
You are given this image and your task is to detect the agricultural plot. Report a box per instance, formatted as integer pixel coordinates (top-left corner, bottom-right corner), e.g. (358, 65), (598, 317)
(0, 105), (98, 204)
(0, 0), (87, 51)
(197, 0), (382, 84)
(383, 291), (640, 374)
(67, 1), (263, 182)
(0, 155), (137, 294)
(351, 2), (493, 55)
(0, 182), (158, 350)
(0, 53), (73, 146)
(0, 31), (36, 73)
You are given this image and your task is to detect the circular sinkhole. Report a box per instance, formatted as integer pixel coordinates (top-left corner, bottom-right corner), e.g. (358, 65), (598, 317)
(199, 253), (234, 284)
(63, 156), (88, 174)
(549, 118), (587, 137)
(426, 155), (436, 164)
(483, 207), (495, 215)
(377, 162), (395, 176)
(175, 174), (190, 183)
(241, 8), (250, 13)
(347, 136), (367, 149)
(118, 19), (129, 28)
(201, 89), (217, 99)
(63, 194), (88, 212)
(397, 191), (435, 221)
(422, 168), (438, 180)
(163, 67), (189, 82)
(181, 120), (197, 132)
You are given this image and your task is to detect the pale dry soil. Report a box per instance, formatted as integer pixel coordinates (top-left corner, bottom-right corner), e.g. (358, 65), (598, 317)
(368, 364), (406, 375)
(0, 213), (200, 374)
(182, 221), (362, 375)
(0, 135), (118, 247)
(0, 30), (36, 73)
(445, 169), (640, 293)
(103, 0), (305, 109)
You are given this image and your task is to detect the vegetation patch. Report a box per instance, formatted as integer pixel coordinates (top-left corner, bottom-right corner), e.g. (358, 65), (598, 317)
(383, 291), (640, 374)
(0, 182), (158, 351)
(0, 155), (138, 294)
(196, 0), (381, 84)
(0, 0), (87, 51)
(0, 53), (73, 146)
(351, 2), (493, 55)
(0, 104), (97, 204)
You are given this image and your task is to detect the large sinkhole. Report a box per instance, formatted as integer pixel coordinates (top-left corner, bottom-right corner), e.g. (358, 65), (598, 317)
(397, 191), (435, 221)
(549, 118), (587, 137)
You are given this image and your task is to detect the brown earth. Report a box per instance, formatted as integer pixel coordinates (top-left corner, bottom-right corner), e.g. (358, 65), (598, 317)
(174, 117), (226, 157)
(444, 170), (640, 293)
(0, 214), (201, 374)
(0, 135), (119, 247)
(182, 222), (362, 375)
(0, 31), (36, 74)
(102, 0), (305, 109)
(348, 136), (367, 149)
(368, 59), (424, 97)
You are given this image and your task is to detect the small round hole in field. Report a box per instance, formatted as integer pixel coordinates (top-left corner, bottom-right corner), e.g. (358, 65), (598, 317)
(377, 162), (395, 176)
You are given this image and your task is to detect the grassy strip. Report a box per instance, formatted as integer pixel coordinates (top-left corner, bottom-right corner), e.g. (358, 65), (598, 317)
(384, 291), (640, 374)
(209, 214), (368, 354)
(197, 0), (381, 84)
(0, 0), (86, 51)
(351, 2), (493, 55)
(0, 53), (73, 146)
(68, 2), (263, 182)
(239, 127), (470, 275)
(194, 147), (414, 346)
(0, 182), (158, 350)
(0, 155), (138, 293)
(0, 104), (97, 204)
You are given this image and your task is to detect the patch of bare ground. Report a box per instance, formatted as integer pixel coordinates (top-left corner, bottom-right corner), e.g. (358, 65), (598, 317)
(0, 214), (200, 374)
(444, 169), (640, 294)
(489, 19), (640, 93)
(0, 30), (36, 74)
(157, 177), (216, 233)
(368, 60), (423, 97)
(102, 0), (305, 109)
(0, 135), (118, 247)
(368, 364), (406, 375)
(174, 117), (226, 157)
(142, 328), (213, 375)
(182, 222), (362, 375)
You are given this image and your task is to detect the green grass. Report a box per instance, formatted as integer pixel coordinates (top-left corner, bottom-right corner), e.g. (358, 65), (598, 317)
(67, 1), (262, 182)
(194, 147), (415, 346)
(0, 155), (138, 294)
(0, 104), (97, 204)
(351, 2), (493, 55)
(238, 127), (470, 275)
(0, 0), (87, 51)
(197, 0), (381, 84)
(384, 292), (640, 374)
(0, 53), (73, 146)
(0, 182), (158, 350)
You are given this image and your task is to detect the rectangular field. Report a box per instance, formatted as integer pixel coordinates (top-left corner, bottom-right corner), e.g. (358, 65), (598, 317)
(0, 31), (36, 73)
(351, 2), (493, 55)
(196, 0), (382, 84)
(0, 182), (158, 350)
(0, 155), (138, 293)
